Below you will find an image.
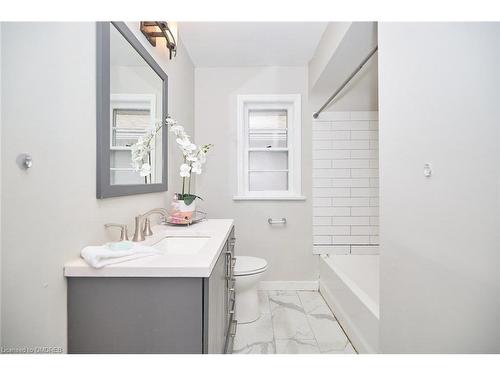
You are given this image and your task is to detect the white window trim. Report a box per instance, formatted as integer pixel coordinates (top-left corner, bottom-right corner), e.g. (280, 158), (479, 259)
(234, 94), (305, 201)
(109, 93), (157, 179)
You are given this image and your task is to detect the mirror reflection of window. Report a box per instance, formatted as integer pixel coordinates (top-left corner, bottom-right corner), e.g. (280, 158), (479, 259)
(109, 23), (163, 186)
(112, 109), (151, 148)
(110, 105), (154, 185)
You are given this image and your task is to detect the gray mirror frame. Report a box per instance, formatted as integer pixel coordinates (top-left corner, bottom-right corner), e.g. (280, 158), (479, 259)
(96, 21), (168, 199)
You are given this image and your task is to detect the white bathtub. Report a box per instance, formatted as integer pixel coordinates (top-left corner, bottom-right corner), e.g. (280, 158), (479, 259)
(319, 254), (379, 353)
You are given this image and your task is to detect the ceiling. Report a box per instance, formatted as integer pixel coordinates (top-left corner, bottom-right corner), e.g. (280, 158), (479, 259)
(178, 22), (328, 67)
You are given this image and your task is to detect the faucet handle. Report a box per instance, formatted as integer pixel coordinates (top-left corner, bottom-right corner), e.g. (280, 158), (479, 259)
(143, 218), (153, 237)
(104, 223), (129, 241)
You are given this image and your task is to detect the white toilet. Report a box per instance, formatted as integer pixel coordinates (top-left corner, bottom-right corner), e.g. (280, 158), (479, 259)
(234, 256), (267, 324)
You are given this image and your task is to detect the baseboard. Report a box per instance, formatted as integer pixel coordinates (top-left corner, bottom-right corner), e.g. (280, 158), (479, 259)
(258, 280), (319, 291)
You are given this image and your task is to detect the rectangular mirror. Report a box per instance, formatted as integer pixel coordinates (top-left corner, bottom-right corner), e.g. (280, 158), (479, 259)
(96, 22), (168, 198)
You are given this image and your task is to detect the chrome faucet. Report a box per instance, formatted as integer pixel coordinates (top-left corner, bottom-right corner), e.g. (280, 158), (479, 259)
(132, 208), (169, 242)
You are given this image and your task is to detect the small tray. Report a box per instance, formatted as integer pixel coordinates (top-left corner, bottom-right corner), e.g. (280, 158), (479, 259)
(162, 210), (207, 226)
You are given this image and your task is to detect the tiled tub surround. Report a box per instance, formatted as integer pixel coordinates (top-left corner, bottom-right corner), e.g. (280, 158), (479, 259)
(233, 290), (356, 354)
(312, 111), (379, 255)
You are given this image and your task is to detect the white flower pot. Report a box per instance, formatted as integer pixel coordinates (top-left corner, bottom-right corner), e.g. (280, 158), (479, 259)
(171, 197), (196, 222)
(176, 199), (196, 213)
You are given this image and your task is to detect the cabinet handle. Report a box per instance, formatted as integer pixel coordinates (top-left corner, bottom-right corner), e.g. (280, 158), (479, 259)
(225, 251), (232, 279)
(230, 320), (238, 337)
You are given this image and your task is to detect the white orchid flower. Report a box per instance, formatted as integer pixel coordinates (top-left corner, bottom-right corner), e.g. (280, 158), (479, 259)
(185, 145), (197, 155)
(177, 138), (197, 154)
(166, 116), (177, 127)
(198, 151), (207, 164)
(169, 124), (185, 137)
(176, 137), (192, 148)
(179, 163), (191, 177)
(131, 151), (144, 162)
(139, 163), (152, 177)
(186, 153), (198, 162)
(191, 161), (202, 175)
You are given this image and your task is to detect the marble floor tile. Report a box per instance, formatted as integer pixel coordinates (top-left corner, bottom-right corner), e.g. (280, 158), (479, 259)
(269, 292), (315, 340)
(232, 290), (356, 355)
(343, 343), (357, 354)
(297, 292), (353, 354)
(268, 290), (298, 297)
(275, 339), (321, 354)
(233, 340), (276, 354)
(320, 342), (357, 354)
(305, 304), (350, 352)
(233, 312), (275, 354)
(297, 291), (332, 315)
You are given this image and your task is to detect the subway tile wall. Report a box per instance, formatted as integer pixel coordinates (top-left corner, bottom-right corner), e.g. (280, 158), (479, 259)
(312, 111), (379, 255)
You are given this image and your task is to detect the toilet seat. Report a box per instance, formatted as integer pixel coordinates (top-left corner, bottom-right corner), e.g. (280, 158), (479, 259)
(234, 256), (267, 276)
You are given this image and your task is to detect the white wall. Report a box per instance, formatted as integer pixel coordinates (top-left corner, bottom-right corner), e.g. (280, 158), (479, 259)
(378, 23), (500, 353)
(194, 67), (317, 283)
(0, 22), (194, 351)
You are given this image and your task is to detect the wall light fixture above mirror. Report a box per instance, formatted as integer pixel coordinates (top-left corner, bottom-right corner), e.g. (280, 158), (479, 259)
(140, 21), (177, 59)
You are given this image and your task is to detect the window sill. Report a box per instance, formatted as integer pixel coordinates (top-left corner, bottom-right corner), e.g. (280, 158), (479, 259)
(232, 195), (307, 201)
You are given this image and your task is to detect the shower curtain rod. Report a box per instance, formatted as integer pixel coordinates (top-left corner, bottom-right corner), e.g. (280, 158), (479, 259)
(312, 45), (378, 119)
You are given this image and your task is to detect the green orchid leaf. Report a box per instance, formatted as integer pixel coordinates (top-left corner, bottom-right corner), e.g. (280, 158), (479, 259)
(183, 195), (196, 205)
(177, 193), (204, 205)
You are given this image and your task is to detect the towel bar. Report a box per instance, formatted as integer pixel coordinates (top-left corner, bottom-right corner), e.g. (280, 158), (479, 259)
(268, 218), (287, 225)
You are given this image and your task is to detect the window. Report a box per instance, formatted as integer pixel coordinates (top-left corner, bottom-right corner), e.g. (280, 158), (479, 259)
(235, 94), (303, 200)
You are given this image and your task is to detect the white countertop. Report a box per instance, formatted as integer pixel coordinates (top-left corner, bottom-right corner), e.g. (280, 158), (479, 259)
(64, 219), (234, 278)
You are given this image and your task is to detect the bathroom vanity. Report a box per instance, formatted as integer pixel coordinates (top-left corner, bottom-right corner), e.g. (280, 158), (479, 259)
(64, 219), (236, 354)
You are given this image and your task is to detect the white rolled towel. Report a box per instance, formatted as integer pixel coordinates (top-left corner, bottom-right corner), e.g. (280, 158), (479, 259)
(81, 241), (162, 268)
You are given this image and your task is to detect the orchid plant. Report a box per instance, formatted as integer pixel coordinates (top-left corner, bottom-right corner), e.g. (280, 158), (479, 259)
(130, 115), (212, 205)
(168, 116), (213, 205)
(130, 122), (163, 182)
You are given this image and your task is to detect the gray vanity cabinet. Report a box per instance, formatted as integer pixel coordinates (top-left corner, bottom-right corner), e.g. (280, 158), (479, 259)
(204, 242), (229, 353)
(67, 227), (236, 354)
(204, 229), (237, 354)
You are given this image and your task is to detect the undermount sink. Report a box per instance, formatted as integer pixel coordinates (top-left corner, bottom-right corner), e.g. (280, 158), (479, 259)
(153, 236), (210, 255)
